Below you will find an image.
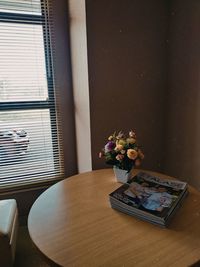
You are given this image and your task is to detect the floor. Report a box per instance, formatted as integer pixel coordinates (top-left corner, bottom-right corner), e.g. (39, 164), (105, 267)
(14, 225), (49, 267)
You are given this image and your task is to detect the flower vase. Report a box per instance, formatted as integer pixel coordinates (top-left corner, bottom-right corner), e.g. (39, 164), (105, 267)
(113, 166), (132, 183)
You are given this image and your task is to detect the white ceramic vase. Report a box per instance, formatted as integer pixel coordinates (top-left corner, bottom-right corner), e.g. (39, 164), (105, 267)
(113, 166), (132, 183)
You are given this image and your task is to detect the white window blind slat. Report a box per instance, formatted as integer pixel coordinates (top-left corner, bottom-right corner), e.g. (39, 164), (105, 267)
(0, 0), (41, 15)
(0, 0), (64, 191)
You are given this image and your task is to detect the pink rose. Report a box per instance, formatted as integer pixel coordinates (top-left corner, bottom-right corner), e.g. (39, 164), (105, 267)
(116, 154), (124, 161)
(129, 130), (136, 138)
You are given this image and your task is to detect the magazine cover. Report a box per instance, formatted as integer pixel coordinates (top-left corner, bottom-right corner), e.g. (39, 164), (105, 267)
(109, 172), (188, 220)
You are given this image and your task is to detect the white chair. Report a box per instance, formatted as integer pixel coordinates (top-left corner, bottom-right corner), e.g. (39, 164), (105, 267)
(0, 199), (19, 267)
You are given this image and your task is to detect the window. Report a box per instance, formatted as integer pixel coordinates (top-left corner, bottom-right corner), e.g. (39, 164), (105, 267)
(0, 0), (65, 191)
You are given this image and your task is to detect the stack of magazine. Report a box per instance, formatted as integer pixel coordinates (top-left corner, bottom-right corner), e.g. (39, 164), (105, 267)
(109, 172), (188, 227)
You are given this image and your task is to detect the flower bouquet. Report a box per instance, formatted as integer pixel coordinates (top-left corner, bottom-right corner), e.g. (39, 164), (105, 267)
(99, 130), (144, 182)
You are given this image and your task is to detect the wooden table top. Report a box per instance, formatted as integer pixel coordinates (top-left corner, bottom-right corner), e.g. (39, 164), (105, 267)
(28, 169), (200, 267)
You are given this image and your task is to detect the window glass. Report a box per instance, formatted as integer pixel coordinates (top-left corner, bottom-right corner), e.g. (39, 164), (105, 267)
(0, 109), (58, 181)
(0, 22), (48, 102)
(0, 0), (41, 15)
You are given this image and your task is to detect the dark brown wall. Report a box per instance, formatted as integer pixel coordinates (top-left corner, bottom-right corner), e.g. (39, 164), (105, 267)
(164, 0), (200, 188)
(86, 0), (169, 172)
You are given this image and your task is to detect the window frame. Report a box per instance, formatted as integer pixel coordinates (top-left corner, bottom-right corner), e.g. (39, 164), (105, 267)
(0, 1), (61, 186)
(0, 0), (78, 193)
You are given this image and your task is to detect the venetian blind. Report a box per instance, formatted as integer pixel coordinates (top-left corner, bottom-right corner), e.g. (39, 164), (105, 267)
(0, 0), (64, 191)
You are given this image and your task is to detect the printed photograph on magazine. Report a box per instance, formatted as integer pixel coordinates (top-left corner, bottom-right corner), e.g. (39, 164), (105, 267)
(110, 172), (187, 218)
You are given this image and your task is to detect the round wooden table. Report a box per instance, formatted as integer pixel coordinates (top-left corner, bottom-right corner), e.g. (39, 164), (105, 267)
(28, 169), (200, 267)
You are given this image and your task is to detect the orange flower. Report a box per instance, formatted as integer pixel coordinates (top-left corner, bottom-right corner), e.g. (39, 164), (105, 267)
(127, 149), (138, 160)
(115, 144), (124, 151)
